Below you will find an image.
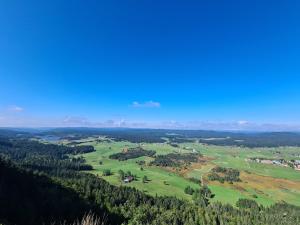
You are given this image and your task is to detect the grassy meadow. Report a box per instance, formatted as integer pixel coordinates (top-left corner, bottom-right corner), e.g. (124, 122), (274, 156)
(79, 138), (300, 206)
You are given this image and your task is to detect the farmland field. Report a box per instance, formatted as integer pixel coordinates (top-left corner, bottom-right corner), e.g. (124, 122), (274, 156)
(78, 138), (300, 206)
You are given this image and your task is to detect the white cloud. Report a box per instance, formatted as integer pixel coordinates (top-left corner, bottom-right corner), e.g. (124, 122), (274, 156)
(62, 116), (90, 126)
(161, 120), (185, 128)
(8, 105), (24, 112)
(237, 120), (250, 125)
(1, 110), (300, 131)
(131, 101), (161, 108)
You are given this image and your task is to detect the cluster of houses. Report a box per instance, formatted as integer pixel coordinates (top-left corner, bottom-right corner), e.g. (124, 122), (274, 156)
(247, 158), (300, 171)
(294, 160), (300, 170)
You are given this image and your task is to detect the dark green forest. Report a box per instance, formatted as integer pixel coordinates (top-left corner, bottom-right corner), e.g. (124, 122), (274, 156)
(109, 147), (156, 161)
(207, 167), (241, 183)
(150, 153), (201, 167)
(0, 134), (300, 224)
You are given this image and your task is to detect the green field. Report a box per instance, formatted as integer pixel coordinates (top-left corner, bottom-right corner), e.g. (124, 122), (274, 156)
(80, 138), (300, 206)
(81, 141), (199, 200)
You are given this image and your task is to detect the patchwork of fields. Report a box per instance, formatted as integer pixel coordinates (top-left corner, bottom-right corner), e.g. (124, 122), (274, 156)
(78, 138), (300, 206)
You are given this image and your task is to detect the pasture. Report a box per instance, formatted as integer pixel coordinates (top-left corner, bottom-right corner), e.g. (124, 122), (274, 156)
(80, 138), (300, 206)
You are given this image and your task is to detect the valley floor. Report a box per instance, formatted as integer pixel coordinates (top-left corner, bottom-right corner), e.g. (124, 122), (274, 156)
(78, 138), (300, 206)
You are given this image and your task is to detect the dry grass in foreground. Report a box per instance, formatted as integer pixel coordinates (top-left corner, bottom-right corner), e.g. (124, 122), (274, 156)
(72, 213), (104, 225)
(54, 213), (106, 225)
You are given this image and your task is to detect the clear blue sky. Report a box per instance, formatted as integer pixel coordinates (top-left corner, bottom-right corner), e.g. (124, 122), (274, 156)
(0, 1), (300, 129)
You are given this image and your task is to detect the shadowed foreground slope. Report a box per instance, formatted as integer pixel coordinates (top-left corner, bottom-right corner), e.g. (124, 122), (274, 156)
(0, 158), (109, 225)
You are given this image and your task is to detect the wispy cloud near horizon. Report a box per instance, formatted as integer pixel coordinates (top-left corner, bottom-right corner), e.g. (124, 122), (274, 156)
(131, 101), (161, 108)
(7, 105), (24, 112)
(1, 105), (300, 131)
(1, 114), (300, 132)
(62, 116), (90, 126)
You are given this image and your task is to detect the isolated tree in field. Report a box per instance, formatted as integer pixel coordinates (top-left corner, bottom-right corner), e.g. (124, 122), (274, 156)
(142, 175), (148, 183)
(200, 185), (213, 199)
(184, 185), (194, 195)
(118, 169), (125, 180)
(102, 169), (111, 176)
(126, 171), (132, 177)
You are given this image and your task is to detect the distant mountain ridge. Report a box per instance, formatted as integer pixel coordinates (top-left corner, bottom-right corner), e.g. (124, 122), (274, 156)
(1, 127), (300, 147)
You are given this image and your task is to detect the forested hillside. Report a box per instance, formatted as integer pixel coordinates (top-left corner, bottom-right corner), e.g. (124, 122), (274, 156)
(0, 158), (111, 225)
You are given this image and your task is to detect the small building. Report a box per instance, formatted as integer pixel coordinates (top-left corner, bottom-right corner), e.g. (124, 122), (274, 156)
(124, 176), (134, 183)
(272, 160), (281, 165)
(261, 159), (273, 164)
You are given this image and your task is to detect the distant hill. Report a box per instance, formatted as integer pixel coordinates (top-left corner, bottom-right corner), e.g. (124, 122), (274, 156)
(2, 127), (300, 147)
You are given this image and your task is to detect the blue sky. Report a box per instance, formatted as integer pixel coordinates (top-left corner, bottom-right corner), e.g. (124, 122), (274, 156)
(0, 1), (300, 129)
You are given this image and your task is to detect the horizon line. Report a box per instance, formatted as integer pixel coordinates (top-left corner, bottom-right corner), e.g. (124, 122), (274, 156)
(1, 126), (300, 133)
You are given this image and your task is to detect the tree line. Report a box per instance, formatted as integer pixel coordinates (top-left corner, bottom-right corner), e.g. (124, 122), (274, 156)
(109, 147), (155, 161)
(150, 153), (202, 167)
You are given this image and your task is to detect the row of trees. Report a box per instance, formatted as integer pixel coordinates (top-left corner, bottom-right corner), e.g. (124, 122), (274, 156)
(150, 153), (201, 167)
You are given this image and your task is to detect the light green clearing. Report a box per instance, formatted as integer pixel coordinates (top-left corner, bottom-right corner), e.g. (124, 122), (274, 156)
(80, 140), (300, 206)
